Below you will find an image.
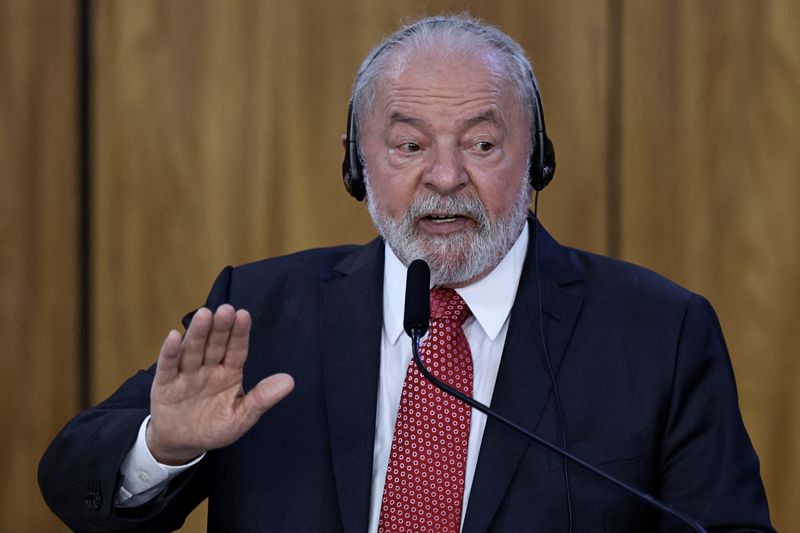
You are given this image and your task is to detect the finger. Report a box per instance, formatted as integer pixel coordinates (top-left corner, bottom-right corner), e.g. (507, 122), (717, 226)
(203, 304), (236, 367)
(241, 373), (295, 426)
(222, 309), (251, 370)
(178, 308), (213, 373)
(153, 329), (183, 386)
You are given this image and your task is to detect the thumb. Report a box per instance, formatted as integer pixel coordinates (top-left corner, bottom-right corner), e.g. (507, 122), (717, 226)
(241, 373), (295, 423)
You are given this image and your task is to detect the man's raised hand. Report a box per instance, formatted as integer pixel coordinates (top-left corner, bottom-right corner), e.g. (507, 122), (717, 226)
(146, 304), (294, 465)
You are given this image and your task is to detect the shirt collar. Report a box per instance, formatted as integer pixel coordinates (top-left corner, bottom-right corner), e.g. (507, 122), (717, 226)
(383, 225), (529, 345)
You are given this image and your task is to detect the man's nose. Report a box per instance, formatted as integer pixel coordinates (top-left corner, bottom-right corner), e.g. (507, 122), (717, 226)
(422, 144), (468, 195)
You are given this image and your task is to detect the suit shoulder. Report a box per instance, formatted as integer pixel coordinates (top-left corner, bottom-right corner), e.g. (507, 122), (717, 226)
(562, 248), (721, 364)
(232, 244), (364, 282)
(570, 247), (697, 310)
(193, 238), (384, 317)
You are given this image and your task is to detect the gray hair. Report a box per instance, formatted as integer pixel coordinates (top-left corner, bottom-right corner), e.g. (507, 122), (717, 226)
(350, 14), (539, 139)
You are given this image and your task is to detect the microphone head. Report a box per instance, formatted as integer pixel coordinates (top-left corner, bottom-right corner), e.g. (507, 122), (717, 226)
(403, 259), (430, 338)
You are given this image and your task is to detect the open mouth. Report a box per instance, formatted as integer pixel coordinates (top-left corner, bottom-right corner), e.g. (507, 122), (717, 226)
(426, 213), (464, 224)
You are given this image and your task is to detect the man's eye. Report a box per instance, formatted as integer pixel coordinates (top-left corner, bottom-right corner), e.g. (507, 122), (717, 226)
(476, 141), (494, 152)
(400, 142), (421, 153)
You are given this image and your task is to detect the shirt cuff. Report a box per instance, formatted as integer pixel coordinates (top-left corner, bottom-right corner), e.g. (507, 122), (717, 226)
(116, 415), (205, 507)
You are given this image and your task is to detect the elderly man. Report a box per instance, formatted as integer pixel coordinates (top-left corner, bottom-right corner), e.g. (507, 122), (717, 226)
(40, 15), (772, 532)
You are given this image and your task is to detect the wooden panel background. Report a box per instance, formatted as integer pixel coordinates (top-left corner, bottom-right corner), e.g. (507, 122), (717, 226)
(3, 0), (796, 531)
(620, 2), (800, 531)
(0, 1), (79, 531)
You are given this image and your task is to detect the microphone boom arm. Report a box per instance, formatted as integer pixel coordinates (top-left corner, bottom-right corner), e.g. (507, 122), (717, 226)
(410, 329), (707, 533)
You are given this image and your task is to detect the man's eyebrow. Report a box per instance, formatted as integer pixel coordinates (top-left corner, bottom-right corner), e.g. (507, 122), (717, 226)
(388, 113), (430, 128)
(386, 110), (500, 129)
(464, 110), (499, 129)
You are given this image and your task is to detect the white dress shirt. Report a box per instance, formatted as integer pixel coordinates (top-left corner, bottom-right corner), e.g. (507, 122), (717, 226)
(118, 226), (529, 532)
(368, 227), (527, 530)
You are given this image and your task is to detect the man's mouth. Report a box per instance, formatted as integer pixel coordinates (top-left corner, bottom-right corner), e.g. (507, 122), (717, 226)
(415, 213), (475, 235)
(427, 213), (462, 224)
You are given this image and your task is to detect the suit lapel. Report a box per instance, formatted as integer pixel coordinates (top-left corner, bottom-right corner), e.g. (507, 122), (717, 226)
(463, 219), (585, 532)
(321, 239), (384, 533)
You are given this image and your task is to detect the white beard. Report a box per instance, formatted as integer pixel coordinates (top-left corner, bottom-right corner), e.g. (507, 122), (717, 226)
(364, 171), (531, 286)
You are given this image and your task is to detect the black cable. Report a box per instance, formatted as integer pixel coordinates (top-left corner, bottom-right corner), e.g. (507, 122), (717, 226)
(532, 191), (574, 533)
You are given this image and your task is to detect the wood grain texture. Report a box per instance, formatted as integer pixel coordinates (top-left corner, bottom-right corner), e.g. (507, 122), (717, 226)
(0, 1), (78, 531)
(620, 2), (800, 531)
(6, 0), (788, 530)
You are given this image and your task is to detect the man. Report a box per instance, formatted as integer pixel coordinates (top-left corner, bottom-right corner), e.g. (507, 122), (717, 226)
(40, 15), (773, 532)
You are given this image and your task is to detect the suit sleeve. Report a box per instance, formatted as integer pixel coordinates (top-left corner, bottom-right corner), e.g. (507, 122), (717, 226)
(38, 266), (234, 532)
(656, 294), (774, 533)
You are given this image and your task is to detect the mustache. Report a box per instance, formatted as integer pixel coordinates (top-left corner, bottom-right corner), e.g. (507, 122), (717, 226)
(401, 193), (490, 231)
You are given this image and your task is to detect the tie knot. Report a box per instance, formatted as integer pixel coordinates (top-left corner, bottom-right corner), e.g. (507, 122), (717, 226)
(430, 288), (470, 326)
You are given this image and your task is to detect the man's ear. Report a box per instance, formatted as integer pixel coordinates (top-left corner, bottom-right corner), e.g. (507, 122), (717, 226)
(340, 134), (347, 150)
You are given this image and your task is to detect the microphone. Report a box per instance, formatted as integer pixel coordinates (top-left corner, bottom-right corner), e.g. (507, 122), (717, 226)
(403, 259), (707, 533)
(403, 259), (430, 340)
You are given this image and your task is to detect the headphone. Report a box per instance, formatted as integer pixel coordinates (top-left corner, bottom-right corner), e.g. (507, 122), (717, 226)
(341, 68), (556, 201)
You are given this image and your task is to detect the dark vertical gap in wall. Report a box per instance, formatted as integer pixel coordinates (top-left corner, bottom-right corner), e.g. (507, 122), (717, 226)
(78, 0), (93, 409)
(606, 0), (623, 258)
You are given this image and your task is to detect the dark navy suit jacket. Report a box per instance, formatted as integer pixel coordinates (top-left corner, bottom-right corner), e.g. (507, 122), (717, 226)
(39, 220), (773, 532)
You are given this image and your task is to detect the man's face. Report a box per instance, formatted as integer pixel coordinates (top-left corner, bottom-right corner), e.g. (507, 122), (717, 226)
(359, 48), (533, 287)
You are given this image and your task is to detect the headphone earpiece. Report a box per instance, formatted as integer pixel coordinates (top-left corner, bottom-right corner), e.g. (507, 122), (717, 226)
(527, 76), (556, 192)
(342, 101), (366, 201)
(342, 72), (555, 200)
(530, 130), (556, 192)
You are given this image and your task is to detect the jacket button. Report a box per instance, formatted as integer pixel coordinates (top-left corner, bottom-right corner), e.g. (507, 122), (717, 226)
(85, 481), (102, 510)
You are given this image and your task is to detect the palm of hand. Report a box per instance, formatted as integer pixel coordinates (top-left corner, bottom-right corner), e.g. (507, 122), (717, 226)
(146, 305), (294, 465)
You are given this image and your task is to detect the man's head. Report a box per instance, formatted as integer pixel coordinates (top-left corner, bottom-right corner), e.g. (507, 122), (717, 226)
(349, 15), (541, 287)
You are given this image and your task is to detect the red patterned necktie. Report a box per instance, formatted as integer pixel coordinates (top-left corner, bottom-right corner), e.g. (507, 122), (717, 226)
(379, 288), (474, 533)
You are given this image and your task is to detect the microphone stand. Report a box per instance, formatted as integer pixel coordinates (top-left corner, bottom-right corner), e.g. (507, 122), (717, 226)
(409, 330), (707, 533)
